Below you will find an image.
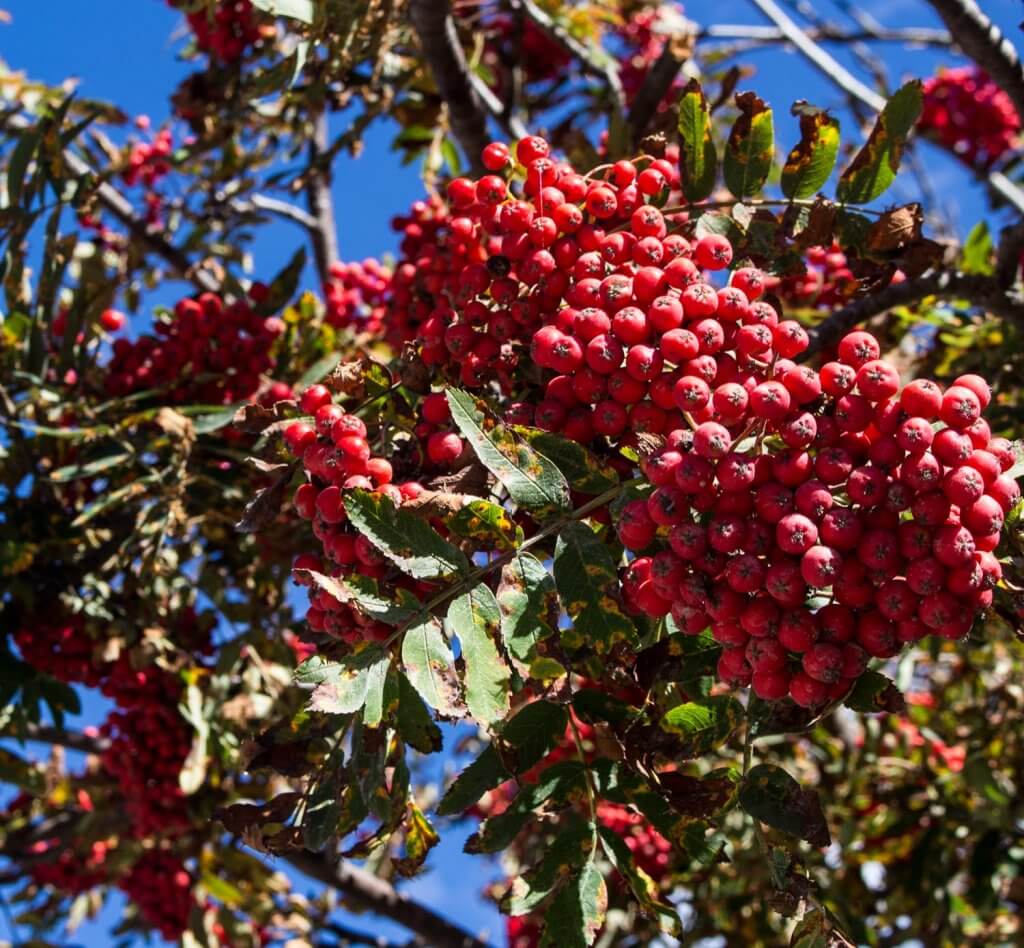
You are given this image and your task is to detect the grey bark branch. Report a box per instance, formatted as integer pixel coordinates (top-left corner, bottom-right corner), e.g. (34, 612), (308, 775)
(803, 270), (1024, 359)
(285, 851), (492, 948)
(699, 23), (951, 46)
(409, 0), (490, 174)
(2, 722), (111, 754)
(925, 0), (1024, 127)
(306, 111), (340, 285)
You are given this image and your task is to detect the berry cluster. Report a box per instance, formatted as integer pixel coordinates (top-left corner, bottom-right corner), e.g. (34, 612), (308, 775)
(104, 289), (285, 403)
(618, 342), (1018, 707)
(169, 0), (262, 63)
(28, 839), (110, 895)
(324, 259), (392, 333)
(919, 67), (1020, 168)
(121, 123), (175, 227)
(284, 389), (434, 641)
(596, 800), (672, 880)
(118, 850), (195, 940)
(13, 617), (104, 687)
(771, 243), (858, 311)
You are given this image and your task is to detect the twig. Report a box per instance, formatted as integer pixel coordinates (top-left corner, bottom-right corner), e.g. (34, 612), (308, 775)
(517, 0), (625, 116)
(408, 0), (490, 173)
(233, 194), (319, 230)
(321, 918), (419, 947)
(2, 722), (111, 754)
(284, 851), (492, 948)
(803, 270), (1024, 358)
(698, 23), (951, 46)
(306, 111), (341, 285)
(925, 0), (1024, 126)
(467, 71), (530, 142)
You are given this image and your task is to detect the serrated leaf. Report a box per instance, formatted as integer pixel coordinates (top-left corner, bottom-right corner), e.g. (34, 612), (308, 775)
(304, 765), (342, 851)
(394, 801), (439, 876)
(296, 351), (343, 390)
(396, 671), (443, 753)
(7, 126), (41, 206)
(447, 498), (518, 551)
(298, 648), (389, 716)
(660, 696), (743, 756)
(724, 92), (774, 198)
(261, 245), (307, 312)
(401, 617), (463, 716)
(517, 428), (619, 495)
(598, 825), (681, 934)
(781, 107), (840, 199)
(437, 745), (509, 816)
(498, 553), (559, 670)
(500, 700), (569, 771)
(504, 825), (594, 916)
(339, 573), (422, 626)
(553, 522), (637, 653)
(447, 390), (570, 514)
(362, 656), (393, 727)
(50, 452), (133, 483)
(447, 586), (510, 726)
(837, 80), (923, 204)
(345, 489), (469, 580)
(540, 862), (607, 948)
(676, 79), (717, 203)
(739, 764), (831, 848)
(844, 670), (905, 713)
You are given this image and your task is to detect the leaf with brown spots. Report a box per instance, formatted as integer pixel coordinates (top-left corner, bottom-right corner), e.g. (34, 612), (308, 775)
(235, 462), (296, 533)
(739, 764), (831, 848)
(724, 91), (774, 198)
(866, 203), (923, 253)
(781, 105), (840, 200)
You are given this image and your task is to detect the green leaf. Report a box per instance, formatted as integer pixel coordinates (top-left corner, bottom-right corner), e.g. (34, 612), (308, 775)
(401, 617), (463, 716)
(739, 764), (831, 848)
(724, 92), (774, 198)
(781, 105), (841, 199)
(396, 672), (443, 754)
(296, 351), (343, 390)
(344, 489), (469, 580)
(598, 825), (681, 934)
(676, 79), (717, 203)
(961, 221), (995, 275)
(837, 80), (923, 204)
(447, 586), (511, 727)
(500, 700), (568, 771)
(553, 522), (638, 653)
(447, 498), (518, 551)
(844, 670), (905, 713)
(790, 912), (829, 948)
(362, 657), (393, 727)
(49, 452), (133, 483)
(394, 800), (440, 876)
(497, 553), (559, 669)
(660, 695), (743, 756)
(516, 428), (619, 495)
(298, 648), (389, 715)
(7, 126), (41, 207)
(339, 573), (422, 626)
(262, 245), (307, 312)
(304, 765), (342, 851)
(504, 825), (594, 916)
(250, 0), (314, 23)
(540, 862), (607, 948)
(437, 745), (509, 816)
(447, 389), (570, 514)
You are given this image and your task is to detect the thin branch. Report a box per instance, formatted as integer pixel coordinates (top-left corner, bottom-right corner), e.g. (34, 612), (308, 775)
(926, 0), (1024, 126)
(408, 0), (489, 173)
(517, 0), (625, 117)
(699, 23), (951, 46)
(628, 39), (690, 141)
(233, 194), (319, 230)
(321, 919), (419, 947)
(306, 111), (341, 285)
(746, 0), (1024, 216)
(284, 851), (492, 948)
(1, 722), (111, 754)
(803, 270), (1024, 358)
(467, 71), (530, 142)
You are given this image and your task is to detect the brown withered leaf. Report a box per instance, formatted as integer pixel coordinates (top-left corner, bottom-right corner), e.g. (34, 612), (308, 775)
(400, 490), (475, 519)
(397, 343), (431, 394)
(217, 792), (301, 835)
(154, 407), (195, 446)
(247, 456), (290, 475)
(657, 772), (736, 818)
(236, 463), (296, 534)
(866, 203), (922, 253)
(233, 401), (294, 435)
(245, 739), (316, 777)
(426, 460), (491, 495)
(327, 358), (370, 396)
(899, 237), (945, 278)
(634, 432), (666, 457)
(795, 199), (838, 250)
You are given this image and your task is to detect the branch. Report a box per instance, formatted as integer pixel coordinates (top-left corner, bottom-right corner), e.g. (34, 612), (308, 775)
(699, 23), (951, 46)
(926, 0), (1024, 125)
(284, 851), (491, 948)
(2, 723), (110, 755)
(321, 919), (420, 947)
(747, 0), (1024, 216)
(803, 270), (1024, 358)
(628, 38), (691, 141)
(996, 220), (1024, 289)
(517, 0), (626, 116)
(232, 194), (319, 230)
(408, 0), (489, 174)
(306, 111), (341, 285)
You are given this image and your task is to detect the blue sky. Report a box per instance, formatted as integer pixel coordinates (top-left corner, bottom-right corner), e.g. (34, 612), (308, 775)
(1, 0), (1020, 945)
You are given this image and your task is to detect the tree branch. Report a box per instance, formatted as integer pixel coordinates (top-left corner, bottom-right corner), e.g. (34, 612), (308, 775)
(925, 0), (1024, 126)
(231, 194), (320, 230)
(699, 23), (951, 46)
(996, 220), (1024, 289)
(408, 0), (490, 174)
(803, 270), (1024, 358)
(284, 851), (492, 948)
(1, 723), (110, 755)
(306, 111), (341, 285)
(321, 919), (421, 947)
(746, 0), (1024, 216)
